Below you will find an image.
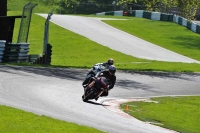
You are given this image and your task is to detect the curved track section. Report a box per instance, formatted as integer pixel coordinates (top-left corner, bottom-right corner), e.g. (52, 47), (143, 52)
(37, 14), (199, 63)
(1, 66), (200, 133)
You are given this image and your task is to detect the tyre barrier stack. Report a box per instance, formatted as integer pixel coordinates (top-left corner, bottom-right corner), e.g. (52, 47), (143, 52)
(28, 54), (41, 64)
(96, 10), (200, 34)
(3, 42), (30, 62)
(96, 10), (124, 16)
(173, 15), (198, 33)
(96, 10), (173, 22)
(114, 10), (124, 16)
(196, 25), (200, 34)
(0, 40), (6, 62)
(135, 10), (144, 18)
(143, 11), (151, 19)
(151, 12), (161, 21)
(160, 13), (173, 22)
(127, 10), (135, 16)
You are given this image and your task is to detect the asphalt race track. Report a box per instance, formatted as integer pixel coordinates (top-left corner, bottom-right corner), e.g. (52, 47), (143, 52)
(1, 14), (200, 133)
(37, 14), (199, 64)
(1, 66), (200, 133)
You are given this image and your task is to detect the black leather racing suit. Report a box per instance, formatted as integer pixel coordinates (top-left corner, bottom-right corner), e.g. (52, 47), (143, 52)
(95, 70), (116, 96)
(82, 62), (109, 86)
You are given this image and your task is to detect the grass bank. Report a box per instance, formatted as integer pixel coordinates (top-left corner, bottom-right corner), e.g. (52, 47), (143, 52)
(120, 96), (200, 133)
(103, 17), (200, 61)
(4, 2), (200, 132)
(8, 0), (56, 13)
(7, 11), (200, 72)
(0, 105), (103, 133)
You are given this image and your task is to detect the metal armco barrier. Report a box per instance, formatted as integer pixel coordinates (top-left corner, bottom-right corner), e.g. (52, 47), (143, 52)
(0, 40), (5, 62)
(28, 54), (40, 63)
(43, 10), (53, 65)
(3, 42), (29, 62)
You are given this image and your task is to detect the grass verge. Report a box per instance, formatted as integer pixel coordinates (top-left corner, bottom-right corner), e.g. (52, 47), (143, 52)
(8, 0), (57, 13)
(120, 96), (200, 133)
(6, 11), (200, 72)
(102, 17), (200, 61)
(4, 3), (200, 132)
(0, 105), (104, 133)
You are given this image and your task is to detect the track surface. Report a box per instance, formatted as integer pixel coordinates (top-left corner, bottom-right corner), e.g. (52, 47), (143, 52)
(1, 66), (200, 133)
(37, 14), (199, 63)
(1, 15), (200, 133)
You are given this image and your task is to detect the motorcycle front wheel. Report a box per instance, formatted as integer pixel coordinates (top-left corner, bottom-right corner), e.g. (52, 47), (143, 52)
(82, 87), (97, 102)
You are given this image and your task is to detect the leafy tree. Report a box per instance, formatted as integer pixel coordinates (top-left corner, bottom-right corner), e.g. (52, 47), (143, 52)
(117, 0), (137, 5)
(136, 0), (176, 12)
(176, 0), (200, 20)
(116, 0), (137, 10)
(53, 0), (116, 14)
(116, 0), (164, 11)
(40, 0), (200, 18)
(143, 0), (164, 11)
(164, 0), (177, 13)
(117, 0), (200, 20)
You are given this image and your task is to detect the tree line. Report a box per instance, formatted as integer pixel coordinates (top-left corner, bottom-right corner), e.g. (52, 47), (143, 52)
(39, 0), (200, 20)
(40, 0), (121, 14)
(117, 0), (200, 20)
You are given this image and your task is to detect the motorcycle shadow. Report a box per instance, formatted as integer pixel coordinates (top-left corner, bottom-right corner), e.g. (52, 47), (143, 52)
(84, 100), (102, 105)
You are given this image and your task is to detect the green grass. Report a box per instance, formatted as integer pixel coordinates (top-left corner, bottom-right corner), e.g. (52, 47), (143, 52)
(4, 1), (200, 132)
(0, 105), (103, 133)
(8, 0), (57, 13)
(120, 96), (200, 133)
(6, 11), (200, 72)
(102, 17), (200, 61)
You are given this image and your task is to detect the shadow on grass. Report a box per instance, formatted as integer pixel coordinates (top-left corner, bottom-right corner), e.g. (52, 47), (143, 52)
(170, 35), (200, 50)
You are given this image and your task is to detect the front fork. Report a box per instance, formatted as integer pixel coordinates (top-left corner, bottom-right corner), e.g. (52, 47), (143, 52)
(95, 91), (104, 99)
(84, 80), (106, 99)
(84, 81), (95, 97)
(95, 87), (107, 99)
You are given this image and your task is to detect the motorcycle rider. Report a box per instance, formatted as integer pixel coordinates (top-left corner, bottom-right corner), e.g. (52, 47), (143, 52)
(95, 58), (114, 70)
(82, 58), (114, 87)
(93, 65), (116, 101)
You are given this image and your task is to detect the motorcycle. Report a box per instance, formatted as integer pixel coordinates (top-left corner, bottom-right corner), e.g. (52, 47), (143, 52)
(82, 76), (108, 102)
(82, 62), (107, 88)
(89, 63), (107, 76)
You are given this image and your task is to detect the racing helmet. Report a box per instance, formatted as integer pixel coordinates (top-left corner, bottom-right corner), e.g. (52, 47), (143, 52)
(109, 65), (116, 75)
(107, 58), (114, 65)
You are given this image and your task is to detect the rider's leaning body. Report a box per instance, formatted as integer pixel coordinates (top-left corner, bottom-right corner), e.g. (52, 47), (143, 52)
(92, 65), (116, 100)
(82, 58), (114, 87)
